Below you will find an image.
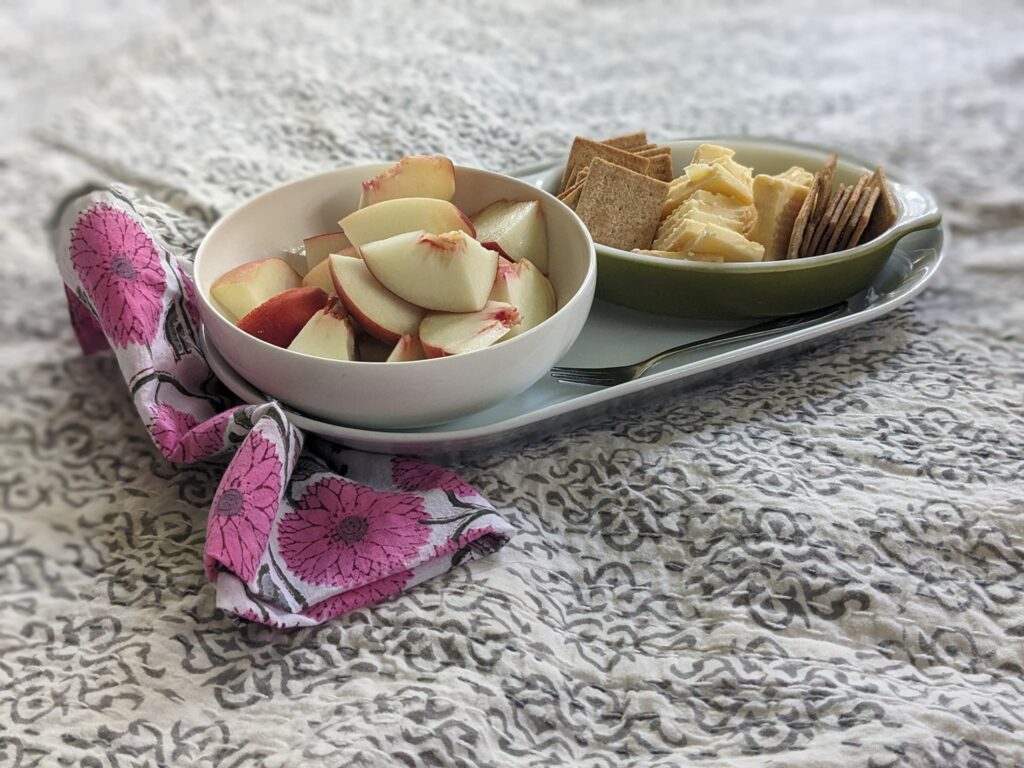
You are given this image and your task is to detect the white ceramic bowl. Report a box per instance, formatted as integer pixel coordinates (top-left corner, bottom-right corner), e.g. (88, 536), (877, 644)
(194, 163), (596, 429)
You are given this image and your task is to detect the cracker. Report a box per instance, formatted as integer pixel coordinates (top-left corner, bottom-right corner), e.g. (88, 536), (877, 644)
(637, 146), (672, 157)
(805, 155), (837, 223)
(786, 183), (818, 260)
(567, 164), (593, 191)
(558, 167), (589, 198)
(798, 182), (833, 258)
(792, 154), (837, 258)
(564, 164), (585, 191)
(557, 168), (589, 208)
(824, 172), (869, 253)
(839, 177), (880, 247)
(806, 182), (847, 257)
(861, 168), (898, 242)
(645, 153), (674, 182)
(559, 184), (584, 209)
(574, 158), (668, 251)
(601, 132), (648, 151)
(560, 137), (652, 192)
(843, 185), (881, 250)
(815, 154), (839, 211)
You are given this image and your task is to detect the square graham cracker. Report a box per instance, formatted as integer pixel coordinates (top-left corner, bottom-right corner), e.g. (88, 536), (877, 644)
(601, 131), (648, 151)
(560, 137), (652, 191)
(574, 158), (668, 251)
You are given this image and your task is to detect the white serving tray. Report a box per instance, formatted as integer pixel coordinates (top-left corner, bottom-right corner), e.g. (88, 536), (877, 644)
(202, 222), (945, 457)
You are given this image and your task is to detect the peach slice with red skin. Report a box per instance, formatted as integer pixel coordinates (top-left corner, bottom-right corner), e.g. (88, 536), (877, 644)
(359, 156), (456, 208)
(419, 301), (521, 358)
(329, 254), (425, 345)
(211, 257), (301, 322)
(236, 286), (329, 347)
(360, 230), (498, 313)
(339, 197), (474, 250)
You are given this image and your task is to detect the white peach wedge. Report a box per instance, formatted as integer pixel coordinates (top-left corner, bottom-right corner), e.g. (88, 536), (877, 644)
(419, 301), (521, 358)
(287, 299), (356, 361)
(339, 197), (474, 250)
(303, 232), (352, 272)
(329, 254), (425, 345)
(489, 258), (556, 339)
(359, 156), (456, 208)
(471, 199), (549, 273)
(360, 230), (498, 313)
(301, 256), (339, 296)
(386, 335), (426, 362)
(211, 257), (301, 322)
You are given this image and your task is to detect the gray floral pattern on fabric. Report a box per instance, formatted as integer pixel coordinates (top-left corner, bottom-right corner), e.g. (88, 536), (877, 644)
(2, 0), (1023, 765)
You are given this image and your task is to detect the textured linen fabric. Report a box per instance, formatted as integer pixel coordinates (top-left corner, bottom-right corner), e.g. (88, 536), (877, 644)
(2, 1), (1023, 766)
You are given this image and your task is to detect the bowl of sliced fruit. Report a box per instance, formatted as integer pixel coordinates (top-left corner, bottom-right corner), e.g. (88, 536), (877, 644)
(194, 156), (596, 429)
(541, 134), (941, 319)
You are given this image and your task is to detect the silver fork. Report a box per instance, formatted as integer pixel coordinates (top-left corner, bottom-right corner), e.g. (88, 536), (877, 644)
(549, 303), (848, 387)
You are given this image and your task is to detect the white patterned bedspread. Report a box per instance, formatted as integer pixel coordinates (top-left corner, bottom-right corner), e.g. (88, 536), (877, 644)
(2, 1), (1023, 765)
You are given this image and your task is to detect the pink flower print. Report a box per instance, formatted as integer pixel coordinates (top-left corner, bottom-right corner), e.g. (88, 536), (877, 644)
(63, 286), (109, 355)
(69, 203), (166, 348)
(175, 260), (202, 328)
(391, 457), (479, 500)
(149, 404), (226, 463)
(278, 478), (429, 589)
(300, 570), (412, 622)
(206, 431), (282, 583)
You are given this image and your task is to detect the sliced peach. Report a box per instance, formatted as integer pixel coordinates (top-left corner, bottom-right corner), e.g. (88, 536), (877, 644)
(339, 198), (474, 249)
(488, 258), (556, 339)
(236, 286), (329, 347)
(471, 199), (549, 273)
(419, 301), (521, 358)
(359, 156), (456, 208)
(360, 230), (498, 313)
(211, 258), (301, 322)
(329, 254), (424, 345)
(287, 299), (356, 360)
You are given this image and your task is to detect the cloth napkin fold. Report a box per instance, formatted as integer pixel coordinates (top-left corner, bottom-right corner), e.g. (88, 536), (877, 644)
(51, 184), (515, 628)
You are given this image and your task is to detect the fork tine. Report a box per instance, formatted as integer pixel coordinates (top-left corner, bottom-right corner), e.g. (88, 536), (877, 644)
(549, 366), (614, 377)
(549, 369), (619, 386)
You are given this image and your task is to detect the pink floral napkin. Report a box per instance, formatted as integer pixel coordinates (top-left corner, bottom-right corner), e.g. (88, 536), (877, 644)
(52, 185), (514, 628)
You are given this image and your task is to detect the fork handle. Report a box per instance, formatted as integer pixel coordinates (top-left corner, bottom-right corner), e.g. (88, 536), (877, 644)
(635, 303), (847, 376)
